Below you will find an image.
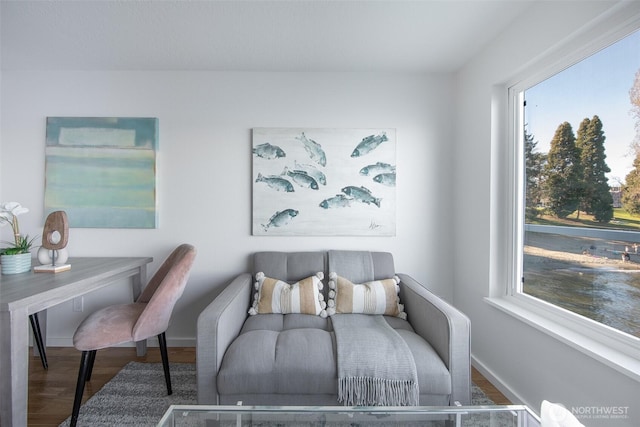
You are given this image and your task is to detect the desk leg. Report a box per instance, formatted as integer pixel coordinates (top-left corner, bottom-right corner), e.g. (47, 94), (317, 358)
(31, 310), (47, 358)
(0, 308), (30, 427)
(132, 264), (148, 357)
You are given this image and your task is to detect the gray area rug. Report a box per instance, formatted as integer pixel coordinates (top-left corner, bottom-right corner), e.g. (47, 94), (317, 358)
(59, 362), (498, 426)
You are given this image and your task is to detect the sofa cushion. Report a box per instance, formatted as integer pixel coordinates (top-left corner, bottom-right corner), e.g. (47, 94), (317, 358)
(249, 272), (327, 317)
(327, 273), (406, 318)
(218, 315), (336, 395)
(241, 313), (332, 334)
(219, 313), (451, 399)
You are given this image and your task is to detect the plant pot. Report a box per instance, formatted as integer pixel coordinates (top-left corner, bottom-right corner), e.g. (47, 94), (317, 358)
(1, 252), (32, 274)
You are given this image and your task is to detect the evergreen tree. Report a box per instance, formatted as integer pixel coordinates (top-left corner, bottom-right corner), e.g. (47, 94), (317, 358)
(622, 154), (640, 215)
(544, 122), (582, 218)
(576, 115), (613, 222)
(524, 128), (545, 221)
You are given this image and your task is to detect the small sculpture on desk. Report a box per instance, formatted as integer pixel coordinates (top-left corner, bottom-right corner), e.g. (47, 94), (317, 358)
(34, 211), (71, 273)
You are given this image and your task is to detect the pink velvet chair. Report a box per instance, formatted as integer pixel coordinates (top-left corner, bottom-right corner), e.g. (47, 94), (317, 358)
(69, 244), (197, 427)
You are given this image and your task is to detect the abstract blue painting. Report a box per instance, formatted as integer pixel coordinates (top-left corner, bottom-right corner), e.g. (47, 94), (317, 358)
(45, 117), (158, 228)
(252, 128), (396, 236)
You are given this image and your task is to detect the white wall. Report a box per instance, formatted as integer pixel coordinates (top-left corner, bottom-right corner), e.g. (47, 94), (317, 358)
(454, 1), (640, 426)
(0, 70), (455, 344)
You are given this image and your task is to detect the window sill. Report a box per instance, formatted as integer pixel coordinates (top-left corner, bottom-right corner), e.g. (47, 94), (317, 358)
(485, 294), (640, 382)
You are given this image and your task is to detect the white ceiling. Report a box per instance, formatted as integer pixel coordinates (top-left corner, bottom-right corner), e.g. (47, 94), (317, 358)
(1, 0), (537, 73)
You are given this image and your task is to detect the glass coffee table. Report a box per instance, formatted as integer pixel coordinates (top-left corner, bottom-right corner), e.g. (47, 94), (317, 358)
(158, 404), (541, 426)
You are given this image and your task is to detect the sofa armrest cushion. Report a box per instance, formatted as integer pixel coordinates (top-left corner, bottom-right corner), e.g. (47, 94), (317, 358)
(397, 273), (471, 405)
(196, 273), (252, 404)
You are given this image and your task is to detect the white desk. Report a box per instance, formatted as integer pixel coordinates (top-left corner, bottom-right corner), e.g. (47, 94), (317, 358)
(0, 257), (152, 427)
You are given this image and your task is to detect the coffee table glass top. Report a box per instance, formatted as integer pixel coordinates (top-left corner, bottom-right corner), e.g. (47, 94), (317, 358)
(158, 405), (541, 427)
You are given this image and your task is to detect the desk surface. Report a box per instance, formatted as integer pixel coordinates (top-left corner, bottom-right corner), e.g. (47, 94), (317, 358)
(0, 257), (153, 314)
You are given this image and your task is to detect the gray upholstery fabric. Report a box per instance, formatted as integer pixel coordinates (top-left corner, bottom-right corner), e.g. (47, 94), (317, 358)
(253, 251), (327, 282)
(328, 250), (395, 283)
(240, 313), (332, 333)
(398, 273), (471, 404)
(218, 318), (337, 395)
(197, 250), (471, 407)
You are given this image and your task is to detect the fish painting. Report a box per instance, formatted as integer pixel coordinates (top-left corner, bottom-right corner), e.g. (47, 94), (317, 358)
(341, 185), (381, 207)
(319, 194), (353, 209)
(295, 161), (327, 185)
(283, 167), (319, 190)
(295, 132), (327, 166)
(359, 162), (395, 176)
(253, 142), (286, 160)
(351, 133), (388, 157)
(255, 173), (295, 192)
(373, 172), (396, 187)
(262, 209), (299, 231)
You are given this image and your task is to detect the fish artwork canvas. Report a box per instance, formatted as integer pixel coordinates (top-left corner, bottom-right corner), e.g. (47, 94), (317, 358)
(252, 128), (396, 236)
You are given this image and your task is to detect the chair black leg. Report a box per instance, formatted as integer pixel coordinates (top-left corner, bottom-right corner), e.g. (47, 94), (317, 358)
(29, 313), (48, 370)
(158, 332), (172, 395)
(71, 350), (92, 427)
(86, 350), (97, 381)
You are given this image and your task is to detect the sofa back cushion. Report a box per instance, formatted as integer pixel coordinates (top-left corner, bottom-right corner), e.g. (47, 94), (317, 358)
(254, 251), (327, 283)
(327, 250), (395, 283)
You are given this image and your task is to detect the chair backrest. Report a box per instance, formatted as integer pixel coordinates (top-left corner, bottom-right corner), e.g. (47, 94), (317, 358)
(132, 243), (197, 341)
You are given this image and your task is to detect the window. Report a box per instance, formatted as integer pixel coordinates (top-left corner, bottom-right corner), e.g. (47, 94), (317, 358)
(490, 9), (640, 380)
(521, 29), (640, 340)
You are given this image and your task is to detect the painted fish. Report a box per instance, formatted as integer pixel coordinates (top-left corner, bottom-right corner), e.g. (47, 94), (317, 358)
(255, 173), (294, 192)
(295, 161), (327, 185)
(283, 167), (319, 190)
(341, 186), (381, 207)
(295, 132), (327, 166)
(373, 172), (396, 187)
(319, 194), (353, 209)
(253, 142), (286, 160)
(351, 133), (388, 157)
(359, 162), (396, 176)
(262, 209), (299, 231)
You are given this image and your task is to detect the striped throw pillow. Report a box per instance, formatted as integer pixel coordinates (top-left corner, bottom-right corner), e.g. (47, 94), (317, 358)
(249, 272), (327, 318)
(326, 272), (406, 319)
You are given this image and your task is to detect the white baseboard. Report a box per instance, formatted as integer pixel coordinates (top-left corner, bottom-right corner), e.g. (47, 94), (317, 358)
(472, 353), (539, 416)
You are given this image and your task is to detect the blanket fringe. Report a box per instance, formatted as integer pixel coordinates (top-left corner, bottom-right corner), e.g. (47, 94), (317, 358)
(338, 377), (419, 406)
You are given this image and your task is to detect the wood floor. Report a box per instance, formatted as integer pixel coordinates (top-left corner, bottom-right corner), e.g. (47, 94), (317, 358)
(27, 347), (510, 426)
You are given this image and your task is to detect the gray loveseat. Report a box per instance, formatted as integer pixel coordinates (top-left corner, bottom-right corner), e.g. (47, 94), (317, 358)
(196, 250), (471, 406)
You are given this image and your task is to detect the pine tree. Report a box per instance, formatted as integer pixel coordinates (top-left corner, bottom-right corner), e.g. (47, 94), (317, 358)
(524, 128), (546, 220)
(544, 122), (582, 218)
(623, 154), (640, 215)
(576, 115), (613, 222)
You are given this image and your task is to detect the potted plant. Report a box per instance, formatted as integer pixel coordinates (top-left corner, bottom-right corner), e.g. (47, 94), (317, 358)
(0, 202), (37, 274)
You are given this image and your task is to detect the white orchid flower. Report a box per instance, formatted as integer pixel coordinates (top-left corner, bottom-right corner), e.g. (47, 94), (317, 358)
(0, 201), (29, 217)
(0, 202), (29, 246)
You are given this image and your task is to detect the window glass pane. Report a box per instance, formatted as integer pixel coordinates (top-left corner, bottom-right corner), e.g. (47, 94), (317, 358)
(522, 30), (640, 339)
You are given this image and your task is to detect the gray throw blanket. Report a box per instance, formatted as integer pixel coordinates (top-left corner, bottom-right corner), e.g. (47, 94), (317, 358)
(332, 314), (419, 406)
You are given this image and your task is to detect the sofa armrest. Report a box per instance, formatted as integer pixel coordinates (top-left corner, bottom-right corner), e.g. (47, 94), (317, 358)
(397, 273), (471, 405)
(196, 273), (252, 404)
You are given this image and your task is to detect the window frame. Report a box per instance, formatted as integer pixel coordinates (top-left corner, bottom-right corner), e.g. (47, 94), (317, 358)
(487, 5), (640, 382)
